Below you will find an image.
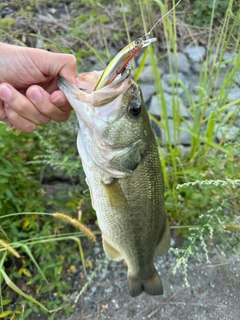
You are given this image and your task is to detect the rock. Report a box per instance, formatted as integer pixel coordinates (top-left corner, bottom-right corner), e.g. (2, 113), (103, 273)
(161, 119), (193, 145)
(209, 53), (218, 66)
(227, 105), (240, 128)
(147, 95), (161, 116)
(192, 62), (202, 73)
(99, 269), (110, 280)
(136, 51), (152, 66)
(234, 117), (240, 127)
(184, 46), (206, 63)
(111, 298), (120, 309)
(179, 145), (191, 156)
(204, 103), (219, 118)
(139, 83), (156, 103)
(169, 52), (190, 74)
(213, 71), (226, 89)
(223, 52), (234, 62)
(162, 81), (184, 95)
(215, 124), (240, 141)
(227, 88), (240, 101)
(206, 56), (227, 70)
(234, 72), (240, 86)
(137, 65), (155, 83)
(227, 104), (240, 114)
(161, 73), (186, 95)
(150, 118), (162, 140)
(223, 52), (238, 67)
(0, 5), (15, 18)
(148, 94), (190, 118)
(109, 47), (119, 59)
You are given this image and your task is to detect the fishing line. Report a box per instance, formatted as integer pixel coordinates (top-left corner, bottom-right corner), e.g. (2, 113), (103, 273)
(145, 0), (182, 38)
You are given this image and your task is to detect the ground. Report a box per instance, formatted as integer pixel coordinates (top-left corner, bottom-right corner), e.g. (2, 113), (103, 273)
(56, 243), (240, 320)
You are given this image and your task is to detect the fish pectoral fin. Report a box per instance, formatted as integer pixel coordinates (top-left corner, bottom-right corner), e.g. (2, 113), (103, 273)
(102, 236), (122, 261)
(101, 177), (128, 210)
(155, 218), (170, 257)
(85, 178), (95, 210)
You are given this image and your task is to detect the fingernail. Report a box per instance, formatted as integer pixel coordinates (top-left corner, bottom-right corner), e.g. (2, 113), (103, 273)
(29, 87), (42, 103)
(0, 84), (12, 100)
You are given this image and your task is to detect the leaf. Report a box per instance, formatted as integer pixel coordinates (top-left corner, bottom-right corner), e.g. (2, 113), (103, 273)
(0, 269), (62, 314)
(18, 268), (32, 277)
(0, 311), (13, 318)
(1, 299), (12, 306)
(16, 243), (50, 286)
(23, 218), (30, 228)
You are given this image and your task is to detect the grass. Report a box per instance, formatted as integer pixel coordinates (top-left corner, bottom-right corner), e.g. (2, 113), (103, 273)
(0, 0), (240, 318)
(140, 0), (240, 282)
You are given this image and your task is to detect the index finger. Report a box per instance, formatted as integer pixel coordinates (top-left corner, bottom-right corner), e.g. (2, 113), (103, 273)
(35, 52), (78, 84)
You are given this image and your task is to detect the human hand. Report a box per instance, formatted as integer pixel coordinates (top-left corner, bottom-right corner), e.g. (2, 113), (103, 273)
(0, 43), (78, 132)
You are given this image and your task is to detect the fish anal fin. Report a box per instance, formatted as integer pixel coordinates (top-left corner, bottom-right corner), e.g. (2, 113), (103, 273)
(155, 218), (170, 257)
(102, 236), (122, 261)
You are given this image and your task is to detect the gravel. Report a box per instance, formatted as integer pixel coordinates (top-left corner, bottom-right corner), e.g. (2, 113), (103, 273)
(57, 244), (240, 320)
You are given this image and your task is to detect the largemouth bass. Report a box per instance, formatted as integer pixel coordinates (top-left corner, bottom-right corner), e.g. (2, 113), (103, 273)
(57, 72), (170, 297)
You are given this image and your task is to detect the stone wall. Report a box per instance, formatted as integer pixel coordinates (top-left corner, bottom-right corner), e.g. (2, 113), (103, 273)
(136, 46), (240, 146)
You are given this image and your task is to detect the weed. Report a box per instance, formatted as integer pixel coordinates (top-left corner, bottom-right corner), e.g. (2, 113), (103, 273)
(136, 0), (240, 284)
(0, 17), (16, 30)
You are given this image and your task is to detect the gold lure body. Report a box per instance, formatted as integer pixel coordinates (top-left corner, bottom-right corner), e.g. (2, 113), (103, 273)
(94, 36), (156, 91)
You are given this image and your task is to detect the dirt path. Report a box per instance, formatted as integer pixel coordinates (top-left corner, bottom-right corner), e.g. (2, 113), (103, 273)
(60, 250), (240, 320)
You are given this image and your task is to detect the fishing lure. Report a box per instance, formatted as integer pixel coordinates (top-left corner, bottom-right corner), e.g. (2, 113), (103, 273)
(94, 36), (157, 91)
(94, 0), (182, 91)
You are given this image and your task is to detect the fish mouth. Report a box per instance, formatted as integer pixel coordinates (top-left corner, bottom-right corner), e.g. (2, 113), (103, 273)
(57, 74), (132, 109)
(57, 76), (80, 96)
(57, 71), (103, 94)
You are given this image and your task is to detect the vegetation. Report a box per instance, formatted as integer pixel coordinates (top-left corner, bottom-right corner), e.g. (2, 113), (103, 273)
(0, 0), (239, 318)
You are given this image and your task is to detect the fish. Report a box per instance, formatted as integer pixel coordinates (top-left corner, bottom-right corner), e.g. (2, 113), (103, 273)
(57, 71), (170, 297)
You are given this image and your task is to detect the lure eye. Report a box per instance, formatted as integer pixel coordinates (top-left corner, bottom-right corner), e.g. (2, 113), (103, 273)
(128, 101), (141, 117)
(134, 39), (142, 47)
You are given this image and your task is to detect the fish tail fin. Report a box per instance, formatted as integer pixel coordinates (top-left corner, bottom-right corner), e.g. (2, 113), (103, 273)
(128, 269), (163, 297)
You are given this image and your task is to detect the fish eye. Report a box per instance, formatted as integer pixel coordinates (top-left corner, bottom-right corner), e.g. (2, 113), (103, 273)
(134, 39), (142, 46)
(128, 101), (141, 117)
